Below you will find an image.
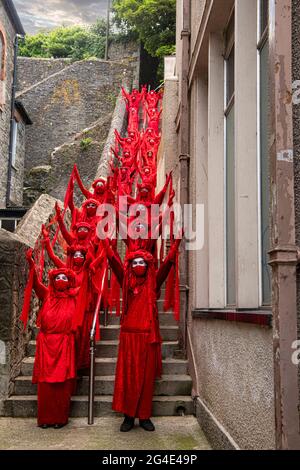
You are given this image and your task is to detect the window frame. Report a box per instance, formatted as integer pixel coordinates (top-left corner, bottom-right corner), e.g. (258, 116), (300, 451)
(224, 8), (236, 307)
(257, 0), (271, 306)
(0, 218), (19, 232)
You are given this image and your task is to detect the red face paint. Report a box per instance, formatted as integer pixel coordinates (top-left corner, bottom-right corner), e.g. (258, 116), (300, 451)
(132, 265), (147, 277)
(77, 229), (89, 240)
(86, 205), (97, 216)
(73, 257), (85, 267)
(54, 279), (69, 291)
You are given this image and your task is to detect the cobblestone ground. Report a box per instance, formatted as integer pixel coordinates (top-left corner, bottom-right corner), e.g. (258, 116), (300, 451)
(0, 416), (211, 450)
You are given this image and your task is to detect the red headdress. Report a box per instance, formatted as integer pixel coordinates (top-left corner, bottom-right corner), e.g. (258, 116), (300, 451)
(48, 268), (76, 291)
(92, 178), (107, 189)
(74, 222), (92, 231)
(81, 198), (99, 209)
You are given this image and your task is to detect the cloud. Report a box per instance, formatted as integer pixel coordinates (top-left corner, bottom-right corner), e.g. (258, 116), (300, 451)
(14, 0), (109, 34)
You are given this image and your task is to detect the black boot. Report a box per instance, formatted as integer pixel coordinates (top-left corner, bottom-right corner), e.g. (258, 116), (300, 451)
(39, 424), (49, 429)
(139, 419), (155, 431)
(120, 415), (135, 432)
(54, 423), (67, 429)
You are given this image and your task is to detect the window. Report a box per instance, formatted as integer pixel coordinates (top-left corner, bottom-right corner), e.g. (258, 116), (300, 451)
(258, 0), (270, 305)
(224, 12), (236, 306)
(11, 118), (18, 168)
(0, 218), (19, 232)
(260, 0), (269, 36)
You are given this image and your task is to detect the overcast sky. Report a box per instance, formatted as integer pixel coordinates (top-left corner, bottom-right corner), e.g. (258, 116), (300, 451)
(14, 0), (109, 34)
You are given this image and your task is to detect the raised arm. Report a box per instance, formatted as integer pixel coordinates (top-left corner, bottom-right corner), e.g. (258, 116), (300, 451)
(66, 172), (76, 215)
(73, 164), (93, 199)
(154, 173), (172, 206)
(55, 202), (75, 246)
(26, 249), (48, 300)
(156, 237), (182, 291)
(103, 239), (124, 286)
(42, 225), (65, 268)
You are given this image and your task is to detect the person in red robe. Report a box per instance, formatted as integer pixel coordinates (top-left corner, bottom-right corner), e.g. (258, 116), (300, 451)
(41, 228), (108, 369)
(25, 250), (79, 429)
(104, 237), (181, 432)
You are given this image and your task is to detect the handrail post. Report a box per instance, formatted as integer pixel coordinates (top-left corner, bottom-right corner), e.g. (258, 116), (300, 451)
(87, 267), (107, 425)
(88, 335), (95, 425)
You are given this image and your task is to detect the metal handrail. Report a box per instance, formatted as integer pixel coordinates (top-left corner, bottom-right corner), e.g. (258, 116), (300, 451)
(88, 266), (108, 425)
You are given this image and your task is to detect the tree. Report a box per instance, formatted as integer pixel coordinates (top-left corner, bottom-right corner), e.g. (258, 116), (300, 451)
(112, 0), (176, 59)
(18, 22), (108, 60)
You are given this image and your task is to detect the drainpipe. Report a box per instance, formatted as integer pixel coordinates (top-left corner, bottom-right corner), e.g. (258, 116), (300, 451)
(178, 0), (191, 354)
(6, 34), (21, 207)
(268, 0), (300, 449)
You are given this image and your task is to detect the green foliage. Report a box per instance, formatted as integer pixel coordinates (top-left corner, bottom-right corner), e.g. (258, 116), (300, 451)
(80, 137), (93, 151)
(19, 20), (109, 60)
(112, 0), (176, 59)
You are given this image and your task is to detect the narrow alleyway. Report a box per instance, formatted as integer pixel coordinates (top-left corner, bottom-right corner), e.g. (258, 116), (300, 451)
(0, 417), (211, 451)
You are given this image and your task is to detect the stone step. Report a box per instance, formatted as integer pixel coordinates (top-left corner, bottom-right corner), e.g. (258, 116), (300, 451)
(3, 395), (194, 418)
(14, 374), (192, 397)
(32, 325), (179, 342)
(100, 310), (178, 326)
(21, 357), (188, 377)
(27, 340), (180, 359)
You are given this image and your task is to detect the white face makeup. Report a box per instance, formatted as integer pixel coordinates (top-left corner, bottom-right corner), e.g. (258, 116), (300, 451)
(55, 274), (68, 282)
(74, 251), (85, 259)
(132, 257), (147, 268)
(78, 227), (89, 233)
(87, 203), (97, 209)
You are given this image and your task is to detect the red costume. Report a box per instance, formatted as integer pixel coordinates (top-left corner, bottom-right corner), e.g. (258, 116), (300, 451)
(24, 259), (79, 428)
(105, 240), (180, 420)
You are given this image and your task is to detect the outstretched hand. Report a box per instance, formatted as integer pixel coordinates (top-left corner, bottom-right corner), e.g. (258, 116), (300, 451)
(25, 248), (35, 267)
(41, 224), (49, 239)
(55, 202), (62, 218)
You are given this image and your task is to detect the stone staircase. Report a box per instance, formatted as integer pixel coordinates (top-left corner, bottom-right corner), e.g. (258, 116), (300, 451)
(4, 300), (194, 418)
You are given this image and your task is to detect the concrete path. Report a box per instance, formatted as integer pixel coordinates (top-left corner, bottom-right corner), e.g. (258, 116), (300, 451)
(0, 416), (211, 450)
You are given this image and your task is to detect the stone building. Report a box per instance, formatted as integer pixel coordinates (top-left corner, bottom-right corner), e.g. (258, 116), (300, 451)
(0, 0), (31, 226)
(158, 0), (300, 450)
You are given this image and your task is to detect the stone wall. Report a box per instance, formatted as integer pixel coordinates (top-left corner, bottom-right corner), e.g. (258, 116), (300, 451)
(108, 39), (139, 61)
(17, 59), (130, 175)
(0, 194), (68, 407)
(188, 320), (275, 450)
(17, 57), (72, 92)
(46, 113), (112, 204)
(15, 194), (59, 248)
(0, 1), (16, 208)
(0, 229), (33, 401)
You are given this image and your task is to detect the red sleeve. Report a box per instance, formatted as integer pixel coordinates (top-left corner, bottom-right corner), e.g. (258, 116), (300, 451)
(44, 237), (65, 268)
(33, 269), (48, 300)
(154, 179), (170, 206)
(57, 214), (75, 246)
(106, 248), (124, 286)
(74, 171), (93, 199)
(156, 257), (174, 292)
